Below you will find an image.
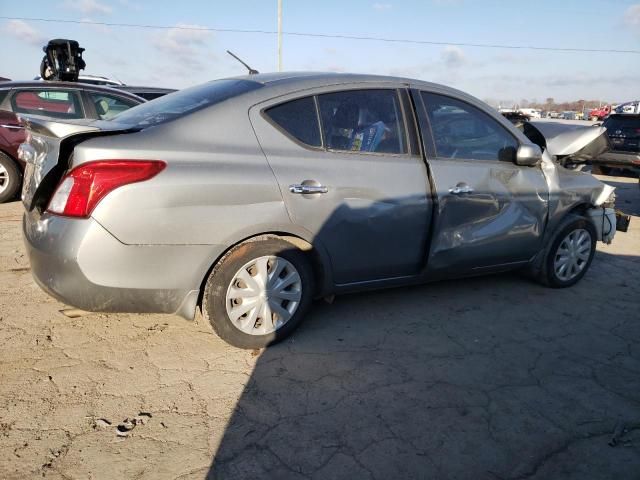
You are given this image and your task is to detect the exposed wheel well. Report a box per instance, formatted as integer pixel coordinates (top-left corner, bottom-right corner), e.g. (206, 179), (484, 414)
(196, 232), (327, 310)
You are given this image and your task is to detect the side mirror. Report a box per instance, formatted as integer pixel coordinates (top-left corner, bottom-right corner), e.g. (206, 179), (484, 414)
(515, 144), (542, 167)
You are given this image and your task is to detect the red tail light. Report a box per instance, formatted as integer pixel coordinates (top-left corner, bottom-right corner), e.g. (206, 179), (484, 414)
(47, 160), (166, 218)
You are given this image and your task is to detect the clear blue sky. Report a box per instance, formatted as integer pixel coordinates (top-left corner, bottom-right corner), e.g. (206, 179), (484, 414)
(1, 0), (639, 104)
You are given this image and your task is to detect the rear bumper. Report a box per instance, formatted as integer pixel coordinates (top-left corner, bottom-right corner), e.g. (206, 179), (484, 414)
(23, 210), (223, 319)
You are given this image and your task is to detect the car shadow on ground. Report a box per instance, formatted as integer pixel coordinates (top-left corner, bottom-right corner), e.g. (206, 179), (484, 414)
(206, 251), (640, 479)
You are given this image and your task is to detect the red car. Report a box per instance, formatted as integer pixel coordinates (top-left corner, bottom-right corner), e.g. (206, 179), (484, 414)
(0, 81), (144, 203)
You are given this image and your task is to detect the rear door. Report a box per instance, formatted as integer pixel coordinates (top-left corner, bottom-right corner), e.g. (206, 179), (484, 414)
(413, 90), (548, 274)
(250, 86), (432, 285)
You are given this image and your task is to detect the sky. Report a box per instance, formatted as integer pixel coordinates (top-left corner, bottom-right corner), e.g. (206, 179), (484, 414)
(0, 0), (639, 104)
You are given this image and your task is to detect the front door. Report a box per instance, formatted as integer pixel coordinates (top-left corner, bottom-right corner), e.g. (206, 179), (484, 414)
(250, 87), (431, 284)
(414, 90), (549, 274)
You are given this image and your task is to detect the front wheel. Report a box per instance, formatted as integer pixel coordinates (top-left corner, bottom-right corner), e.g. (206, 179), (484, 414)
(202, 237), (315, 349)
(536, 216), (597, 288)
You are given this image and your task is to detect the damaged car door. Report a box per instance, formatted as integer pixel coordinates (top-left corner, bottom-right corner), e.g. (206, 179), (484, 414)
(250, 87), (431, 284)
(415, 90), (549, 274)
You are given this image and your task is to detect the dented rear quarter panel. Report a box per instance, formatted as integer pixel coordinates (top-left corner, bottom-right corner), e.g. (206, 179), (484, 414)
(76, 98), (292, 248)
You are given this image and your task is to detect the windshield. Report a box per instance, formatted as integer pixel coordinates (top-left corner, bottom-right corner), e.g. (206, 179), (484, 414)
(111, 79), (263, 127)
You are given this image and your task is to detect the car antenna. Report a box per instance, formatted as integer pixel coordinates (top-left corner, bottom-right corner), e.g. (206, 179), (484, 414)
(226, 50), (259, 75)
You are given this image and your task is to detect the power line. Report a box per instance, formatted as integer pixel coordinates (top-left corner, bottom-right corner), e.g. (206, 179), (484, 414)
(2, 16), (640, 54)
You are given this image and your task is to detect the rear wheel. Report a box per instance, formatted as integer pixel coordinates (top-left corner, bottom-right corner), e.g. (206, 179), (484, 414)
(202, 237), (314, 349)
(536, 216), (597, 288)
(0, 153), (21, 204)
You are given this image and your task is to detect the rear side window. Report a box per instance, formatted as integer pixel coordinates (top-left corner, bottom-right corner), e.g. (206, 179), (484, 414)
(318, 89), (406, 154)
(112, 79), (263, 127)
(265, 97), (321, 147)
(88, 92), (139, 120)
(11, 89), (83, 119)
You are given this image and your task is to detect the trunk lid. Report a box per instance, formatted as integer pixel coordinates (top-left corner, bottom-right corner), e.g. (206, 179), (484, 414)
(18, 116), (137, 211)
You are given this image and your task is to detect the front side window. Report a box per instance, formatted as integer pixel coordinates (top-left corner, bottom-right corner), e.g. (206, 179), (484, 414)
(318, 89), (407, 154)
(422, 92), (518, 161)
(12, 89), (83, 119)
(265, 96), (321, 147)
(88, 92), (138, 120)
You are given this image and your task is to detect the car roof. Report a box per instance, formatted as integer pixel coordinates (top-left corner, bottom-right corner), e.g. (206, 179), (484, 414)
(0, 80), (145, 102)
(222, 71), (477, 104)
(116, 86), (177, 93)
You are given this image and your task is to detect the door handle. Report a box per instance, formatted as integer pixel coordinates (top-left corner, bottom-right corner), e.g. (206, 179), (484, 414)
(289, 184), (328, 194)
(448, 184), (474, 195)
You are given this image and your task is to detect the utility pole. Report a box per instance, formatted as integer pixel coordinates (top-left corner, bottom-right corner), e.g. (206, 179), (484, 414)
(277, 0), (283, 71)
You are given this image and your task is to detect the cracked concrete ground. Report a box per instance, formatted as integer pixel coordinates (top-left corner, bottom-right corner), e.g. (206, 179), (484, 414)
(1, 174), (639, 480)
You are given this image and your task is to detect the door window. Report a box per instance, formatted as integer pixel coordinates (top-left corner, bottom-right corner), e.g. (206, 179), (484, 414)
(88, 92), (139, 120)
(318, 89), (407, 154)
(421, 92), (518, 161)
(12, 89), (83, 119)
(264, 96), (321, 147)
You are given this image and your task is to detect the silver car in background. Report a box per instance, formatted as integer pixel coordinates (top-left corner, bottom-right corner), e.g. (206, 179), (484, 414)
(19, 73), (619, 348)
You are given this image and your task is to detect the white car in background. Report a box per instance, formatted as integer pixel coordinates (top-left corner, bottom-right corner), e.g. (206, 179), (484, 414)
(519, 108), (541, 119)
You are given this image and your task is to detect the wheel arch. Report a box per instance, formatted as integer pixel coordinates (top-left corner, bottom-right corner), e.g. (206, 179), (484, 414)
(196, 229), (334, 311)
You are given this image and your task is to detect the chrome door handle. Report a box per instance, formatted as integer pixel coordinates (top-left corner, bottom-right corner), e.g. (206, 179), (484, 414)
(0, 124), (23, 130)
(449, 184), (474, 195)
(289, 184), (328, 194)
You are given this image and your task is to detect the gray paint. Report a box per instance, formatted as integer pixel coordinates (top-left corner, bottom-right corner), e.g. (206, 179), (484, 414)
(20, 72), (617, 320)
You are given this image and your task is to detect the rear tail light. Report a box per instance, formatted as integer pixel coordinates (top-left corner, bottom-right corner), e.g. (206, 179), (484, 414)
(47, 160), (166, 218)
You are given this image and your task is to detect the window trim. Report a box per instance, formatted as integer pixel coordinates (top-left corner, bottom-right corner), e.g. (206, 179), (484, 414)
(10, 87), (85, 119)
(419, 90), (520, 163)
(260, 87), (413, 157)
(319, 88), (410, 157)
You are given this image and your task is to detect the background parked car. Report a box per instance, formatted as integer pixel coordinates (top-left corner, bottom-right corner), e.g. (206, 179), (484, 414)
(591, 114), (640, 175)
(0, 81), (144, 203)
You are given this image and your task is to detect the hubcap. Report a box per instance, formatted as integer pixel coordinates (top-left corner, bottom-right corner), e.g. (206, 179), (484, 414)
(225, 255), (302, 336)
(0, 163), (8, 194)
(554, 228), (592, 282)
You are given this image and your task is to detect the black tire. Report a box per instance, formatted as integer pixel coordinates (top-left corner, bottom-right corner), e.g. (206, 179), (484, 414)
(536, 216), (597, 288)
(202, 237), (315, 349)
(0, 153), (22, 204)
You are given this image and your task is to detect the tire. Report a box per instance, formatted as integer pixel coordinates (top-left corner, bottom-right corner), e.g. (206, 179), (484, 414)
(0, 153), (22, 204)
(202, 237), (315, 349)
(536, 216), (597, 288)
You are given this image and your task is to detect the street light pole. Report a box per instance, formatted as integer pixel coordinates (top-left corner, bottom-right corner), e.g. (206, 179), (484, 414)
(277, 0), (283, 71)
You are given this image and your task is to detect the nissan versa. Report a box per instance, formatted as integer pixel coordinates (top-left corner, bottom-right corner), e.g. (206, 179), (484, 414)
(19, 73), (622, 348)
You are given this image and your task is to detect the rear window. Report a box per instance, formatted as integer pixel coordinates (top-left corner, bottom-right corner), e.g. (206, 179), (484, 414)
(604, 116), (640, 134)
(111, 79), (263, 127)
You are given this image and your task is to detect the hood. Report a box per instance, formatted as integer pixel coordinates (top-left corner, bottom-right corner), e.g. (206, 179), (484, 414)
(18, 116), (137, 211)
(525, 121), (609, 163)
